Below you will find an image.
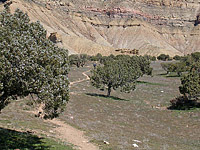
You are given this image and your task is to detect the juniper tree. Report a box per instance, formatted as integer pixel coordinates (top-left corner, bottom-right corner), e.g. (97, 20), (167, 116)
(89, 55), (151, 96)
(0, 8), (69, 119)
(157, 54), (170, 61)
(179, 62), (200, 99)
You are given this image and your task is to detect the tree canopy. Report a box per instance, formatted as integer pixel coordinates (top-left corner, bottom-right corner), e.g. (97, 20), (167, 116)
(90, 55), (152, 96)
(157, 54), (170, 61)
(0, 8), (69, 119)
(179, 62), (200, 99)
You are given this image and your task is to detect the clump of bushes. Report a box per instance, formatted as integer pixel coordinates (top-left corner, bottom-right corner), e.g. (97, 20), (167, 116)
(168, 53), (200, 110)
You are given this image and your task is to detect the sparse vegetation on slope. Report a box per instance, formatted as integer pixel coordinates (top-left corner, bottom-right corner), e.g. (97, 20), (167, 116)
(61, 61), (200, 150)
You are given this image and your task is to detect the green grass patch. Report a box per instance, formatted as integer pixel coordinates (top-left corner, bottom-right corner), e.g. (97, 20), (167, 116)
(0, 127), (74, 150)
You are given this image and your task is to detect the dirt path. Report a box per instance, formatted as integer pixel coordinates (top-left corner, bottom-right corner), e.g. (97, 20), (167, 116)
(70, 70), (90, 86)
(46, 68), (99, 150)
(46, 119), (99, 150)
(28, 68), (98, 150)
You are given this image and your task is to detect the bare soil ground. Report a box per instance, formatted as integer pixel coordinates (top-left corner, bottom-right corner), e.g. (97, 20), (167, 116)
(47, 118), (99, 150)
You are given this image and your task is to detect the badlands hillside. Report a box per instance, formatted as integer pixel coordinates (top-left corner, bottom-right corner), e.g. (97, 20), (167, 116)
(1, 0), (200, 56)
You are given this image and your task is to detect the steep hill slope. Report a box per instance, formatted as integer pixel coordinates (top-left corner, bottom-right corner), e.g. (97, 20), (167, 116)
(3, 0), (200, 56)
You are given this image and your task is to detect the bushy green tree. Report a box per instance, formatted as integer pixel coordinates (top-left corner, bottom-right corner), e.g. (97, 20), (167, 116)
(173, 55), (182, 60)
(90, 60), (141, 96)
(69, 54), (88, 67)
(80, 54), (88, 67)
(0, 9), (69, 119)
(135, 56), (152, 76)
(90, 53), (102, 61)
(179, 62), (200, 99)
(157, 54), (170, 61)
(191, 52), (200, 62)
(90, 55), (152, 96)
(161, 62), (187, 76)
(151, 56), (157, 61)
(175, 62), (187, 76)
(69, 54), (81, 67)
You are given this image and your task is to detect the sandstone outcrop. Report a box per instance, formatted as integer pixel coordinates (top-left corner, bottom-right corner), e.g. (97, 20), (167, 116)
(4, 0), (200, 56)
(48, 32), (62, 43)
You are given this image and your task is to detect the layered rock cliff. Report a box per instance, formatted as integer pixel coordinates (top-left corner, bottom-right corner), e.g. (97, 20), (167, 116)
(2, 0), (200, 56)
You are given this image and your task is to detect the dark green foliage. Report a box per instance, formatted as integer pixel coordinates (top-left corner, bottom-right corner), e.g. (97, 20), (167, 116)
(175, 62), (187, 76)
(90, 55), (152, 96)
(136, 56), (153, 76)
(69, 54), (80, 67)
(99, 56), (108, 64)
(173, 55), (182, 60)
(191, 52), (200, 62)
(157, 54), (170, 61)
(100, 54), (116, 64)
(143, 55), (156, 61)
(69, 54), (88, 67)
(0, 9), (69, 119)
(151, 56), (157, 61)
(161, 63), (174, 74)
(90, 53), (102, 61)
(167, 52), (200, 109)
(80, 54), (88, 67)
(161, 62), (188, 76)
(179, 62), (200, 98)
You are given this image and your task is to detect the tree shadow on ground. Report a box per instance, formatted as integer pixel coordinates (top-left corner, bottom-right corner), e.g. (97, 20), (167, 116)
(0, 127), (49, 150)
(168, 96), (200, 110)
(165, 74), (180, 78)
(86, 93), (130, 101)
(157, 73), (168, 76)
(157, 73), (180, 78)
(136, 81), (165, 86)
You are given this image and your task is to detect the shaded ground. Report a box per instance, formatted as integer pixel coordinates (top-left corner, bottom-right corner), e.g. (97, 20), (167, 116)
(0, 127), (48, 150)
(61, 61), (200, 150)
(0, 99), (75, 150)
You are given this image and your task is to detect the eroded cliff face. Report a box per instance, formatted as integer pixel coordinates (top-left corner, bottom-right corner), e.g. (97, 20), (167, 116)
(4, 0), (200, 56)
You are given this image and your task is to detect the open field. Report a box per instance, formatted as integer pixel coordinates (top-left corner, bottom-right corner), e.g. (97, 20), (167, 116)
(62, 61), (200, 150)
(0, 61), (199, 150)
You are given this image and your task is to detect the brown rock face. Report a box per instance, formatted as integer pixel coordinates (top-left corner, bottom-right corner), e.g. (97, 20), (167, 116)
(48, 32), (62, 43)
(7, 0), (200, 56)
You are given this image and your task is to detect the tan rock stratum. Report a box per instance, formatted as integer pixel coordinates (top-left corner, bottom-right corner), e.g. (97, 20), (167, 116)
(2, 0), (200, 56)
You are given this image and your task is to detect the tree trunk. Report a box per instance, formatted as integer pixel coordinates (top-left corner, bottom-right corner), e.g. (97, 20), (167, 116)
(107, 86), (111, 97)
(0, 92), (8, 111)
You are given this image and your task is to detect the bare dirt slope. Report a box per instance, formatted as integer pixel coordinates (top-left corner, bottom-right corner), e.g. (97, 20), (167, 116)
(3, 0), (200, 56)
